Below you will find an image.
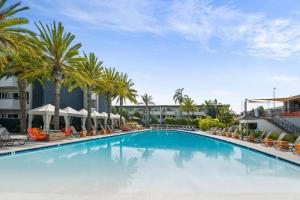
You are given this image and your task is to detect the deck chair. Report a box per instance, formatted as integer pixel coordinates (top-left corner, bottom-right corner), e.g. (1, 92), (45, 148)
(0, 127), (26, 146)
(263, 131), (275, 146)
(274, 133), (287, 147)
(70, 126), (80, 137)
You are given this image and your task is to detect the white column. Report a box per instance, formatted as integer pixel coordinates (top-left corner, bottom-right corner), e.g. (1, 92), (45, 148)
(64, 116), (70, 128)
(81, 117), (86, 131)
(28, 114), (33, 128)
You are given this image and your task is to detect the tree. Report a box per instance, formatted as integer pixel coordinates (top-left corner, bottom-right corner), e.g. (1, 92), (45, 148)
(95, 67), (119, 128)
(115, 73), (137, 127)
(217, 105), (236, 127)
(75, 52), (103, 132)
(1, 38), (43, 133)
(35, 21), (82, 130)
(0, 0), (33, 50)
(0, 0), (35, 72)
(203, 99), (219, 118)
(180, 96), (198, 119)
(173, 88), (184, 118)
(141, 93), (154, 127)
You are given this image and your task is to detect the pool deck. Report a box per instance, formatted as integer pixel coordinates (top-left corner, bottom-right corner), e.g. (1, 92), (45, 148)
(0, 130), (144, 156)
(1, 129), (300, 166)
(191, 130), (300, 166)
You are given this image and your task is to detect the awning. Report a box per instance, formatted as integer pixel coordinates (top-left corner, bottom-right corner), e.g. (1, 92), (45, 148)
(250, 95), (300, 103)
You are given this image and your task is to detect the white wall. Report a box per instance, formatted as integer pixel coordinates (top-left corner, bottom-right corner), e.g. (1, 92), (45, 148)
(240, 119), (284, 133)
(282, 117), (300, 128)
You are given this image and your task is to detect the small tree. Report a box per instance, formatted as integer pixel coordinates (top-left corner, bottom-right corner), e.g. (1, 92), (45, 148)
(217, 105), (236, 127)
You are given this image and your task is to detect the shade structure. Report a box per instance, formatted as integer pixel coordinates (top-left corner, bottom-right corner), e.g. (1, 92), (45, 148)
(62, 107), (83, 128)
(91, 111), (102, 129)
(79, 109), (88, 131)
(99, 112), (108, 128)
(28, 104), (68, 133)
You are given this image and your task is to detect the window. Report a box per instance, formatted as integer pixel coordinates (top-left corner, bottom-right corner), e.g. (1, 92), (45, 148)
(7, 114), (18, 119)
(13, 93), (18, 99)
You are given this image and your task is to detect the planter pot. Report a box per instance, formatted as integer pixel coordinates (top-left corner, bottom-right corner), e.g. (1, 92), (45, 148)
(295, 144), (300, 154)
(80, 131), (87, 137)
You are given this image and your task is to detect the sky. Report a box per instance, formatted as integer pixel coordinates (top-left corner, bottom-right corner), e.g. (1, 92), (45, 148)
(16, 0), (300, 112)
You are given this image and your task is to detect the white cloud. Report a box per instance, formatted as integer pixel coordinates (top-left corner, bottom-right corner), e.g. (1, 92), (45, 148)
(29, 0), (300, 60)
(268, 75), (299, 82)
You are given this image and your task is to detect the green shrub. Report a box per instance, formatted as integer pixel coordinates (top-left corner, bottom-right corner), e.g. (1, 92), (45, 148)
(283, 134), (297, 143)
(198, 117), (224, 131)
(269, 132), (280, 140)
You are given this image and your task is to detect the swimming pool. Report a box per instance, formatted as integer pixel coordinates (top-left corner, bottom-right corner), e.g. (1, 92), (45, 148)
(0, 130), (300, 200)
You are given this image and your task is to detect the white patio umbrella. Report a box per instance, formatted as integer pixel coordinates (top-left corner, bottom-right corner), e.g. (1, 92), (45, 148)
(110, 113), (119, 128)
(28, 104), (68, 133)
(62, 107), (82, 128)
(79, 109), (88, 131)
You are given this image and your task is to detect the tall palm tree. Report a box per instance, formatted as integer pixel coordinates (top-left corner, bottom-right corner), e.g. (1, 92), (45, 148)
(1, 38), (44, 133)
(203, 99), (219, 118)
(0, 0), (34, 71)
(180, 96), (198, 119)
(173, 88), (184, 119)
(115, 73), (138, 126)
(95, 67), (119, 128)
(141, 93), (154, 127)
(35, 21), (82, 130)
(75, 52), (103, 132)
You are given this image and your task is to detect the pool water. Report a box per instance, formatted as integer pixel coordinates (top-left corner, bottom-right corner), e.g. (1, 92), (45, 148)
(0, 130), (300, 200)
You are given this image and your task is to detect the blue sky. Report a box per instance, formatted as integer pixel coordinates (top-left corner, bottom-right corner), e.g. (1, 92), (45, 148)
(18, 0), (300, 112)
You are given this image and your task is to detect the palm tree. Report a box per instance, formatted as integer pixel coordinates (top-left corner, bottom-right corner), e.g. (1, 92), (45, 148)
(141, 93), (154, 127)
(1, 38), (44, 133)
(0, 0), (34, 71)
(0, 0), (33, 48)
(35, 21), (82, 130)
(95, 67), (119, 128)
(180, 96), (198, 119)
(173, 88), (184, 118)
(115, 73), (138, 127)
(203, 99), (219, 118)
(75, 52), (103, 132)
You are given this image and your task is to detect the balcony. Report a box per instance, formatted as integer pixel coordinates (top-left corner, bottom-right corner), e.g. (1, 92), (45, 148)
(0, 77), (18, 88)
(0, 99), (29, 110)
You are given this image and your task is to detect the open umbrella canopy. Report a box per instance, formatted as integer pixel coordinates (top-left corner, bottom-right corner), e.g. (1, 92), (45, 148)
(91, 110), (102, 118)
(100, 112), (108, 118)
(29, 104), (68, 116)
(79, 109), (88, 117)
(63, 107), (82, 117)
(110, 113), (119, 119)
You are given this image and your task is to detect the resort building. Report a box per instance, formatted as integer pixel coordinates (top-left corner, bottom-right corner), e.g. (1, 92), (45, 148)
(114, 104), (206, 123)
(0, 77), (107, 131)
(239, 95), (300, 135)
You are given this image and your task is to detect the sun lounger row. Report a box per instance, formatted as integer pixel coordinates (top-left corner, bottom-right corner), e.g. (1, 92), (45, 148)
(207, 127), (300, 154)
(0, 127), (26, 147)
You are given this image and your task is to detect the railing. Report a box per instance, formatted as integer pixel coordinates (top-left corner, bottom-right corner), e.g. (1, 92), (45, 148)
(270, 116), (300, 135)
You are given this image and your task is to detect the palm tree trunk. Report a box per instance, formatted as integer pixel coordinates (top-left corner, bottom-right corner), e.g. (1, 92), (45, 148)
(107, 94), (112, 128)
(86, 86), (92, 132)
(145, 104), (149, 128)
(17, 79), (27, 134)
(53, 71), (62, 130)
(119, 98), (123, 128)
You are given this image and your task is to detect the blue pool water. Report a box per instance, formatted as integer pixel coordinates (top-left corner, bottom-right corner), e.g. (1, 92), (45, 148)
(0, 130), (300, 200)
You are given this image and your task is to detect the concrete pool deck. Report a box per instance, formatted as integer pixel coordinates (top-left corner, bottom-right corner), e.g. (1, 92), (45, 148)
(0, 129), (300, 166)
(191, 130), (300, 166)
(0, 130), (145, 156)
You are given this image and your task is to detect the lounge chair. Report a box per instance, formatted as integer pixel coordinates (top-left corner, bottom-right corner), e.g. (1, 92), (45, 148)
(61, 127), (72, 137)
(254, 131), (266, 143)
(261, 131), (273, 146)
(217, 128), (227, 136)
(274, 133), (287, 148)
(0, 127), (26, 146)
(27, 128), (48, 141)
(225, 127), (234, 137)
(287, 136), (300, 153)
(232, 129), (239, 139)
(70, 126), (80, 137)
